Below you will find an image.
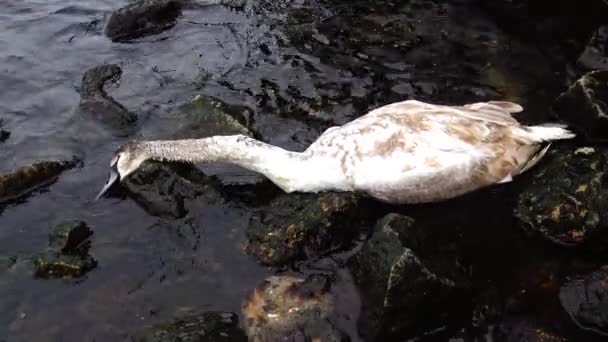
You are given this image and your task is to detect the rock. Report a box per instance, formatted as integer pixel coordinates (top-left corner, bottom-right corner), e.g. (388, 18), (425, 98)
(493, 317), (568, 342)
(0, 256), (16, 274)
(130, 310), (247, 342)
(48, 221), (93, 255)
(76, 64), (137, 136)
(578, 26), (608, 71)
(348, 213), (470, 341)
(514, 144), (608, 253)
(559, 265), (608, 336)
(105, 0), (182, 42)
(0, 129), (9, 143)
(33, 251), (97, 278)
(243, 274), (347, 341)
(32, 221), (97, 278)
(553, 70), (608, 142)
(245, 192), (363, 266)
(123, 160), (224, 219)
(0, 159), (80, 203)
(141, 95), (252, 141)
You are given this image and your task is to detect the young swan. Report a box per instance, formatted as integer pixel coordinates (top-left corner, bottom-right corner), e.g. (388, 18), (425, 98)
(96, 99), (575, 204)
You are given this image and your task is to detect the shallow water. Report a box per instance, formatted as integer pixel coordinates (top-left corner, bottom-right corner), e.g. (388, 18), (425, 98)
(0, 0), (605, 341)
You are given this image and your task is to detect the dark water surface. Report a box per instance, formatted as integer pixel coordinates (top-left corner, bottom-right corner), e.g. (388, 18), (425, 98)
(0, 0), (605, 341)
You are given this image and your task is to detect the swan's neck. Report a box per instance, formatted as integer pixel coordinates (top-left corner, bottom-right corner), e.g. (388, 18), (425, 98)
(140, 135), (345, 193)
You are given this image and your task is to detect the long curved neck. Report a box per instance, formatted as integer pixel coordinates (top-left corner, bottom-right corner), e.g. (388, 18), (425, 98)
(139, 135), (326, 192)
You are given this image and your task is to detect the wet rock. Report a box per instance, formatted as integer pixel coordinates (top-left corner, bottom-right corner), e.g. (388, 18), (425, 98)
(245, 192), (363, 266)
(123, 161), (224, 219)
(141, 95), (252, 141)
(0, 256), (16, 274)
(493, 317), (568, 342)
(48, 221), (93, 255)
(559, 265), (608, 336)
(553, 70), (608, 142)
(348, 213), (470, 340)
(0, 159), (80, 203)
(105, 0), (182, 42)
(515, 144), (608, 253)
(33, 221), (97, 278)
(130, 310), (247, 342)
(243, 274), (347, 341)
(77, 64), (137, 136)
(578, 26), (608, 71)
(33, 251), (97, 278)
(0, 129), (9, 143)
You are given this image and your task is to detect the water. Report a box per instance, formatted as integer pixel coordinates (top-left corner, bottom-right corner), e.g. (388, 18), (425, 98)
(0, 0), (605, 341)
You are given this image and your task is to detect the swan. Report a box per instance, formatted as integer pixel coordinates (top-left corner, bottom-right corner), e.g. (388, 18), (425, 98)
(95, 99), (575, 204)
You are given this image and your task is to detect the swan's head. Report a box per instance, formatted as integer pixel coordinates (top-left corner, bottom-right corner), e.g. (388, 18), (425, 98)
(95, 143), (147, 200)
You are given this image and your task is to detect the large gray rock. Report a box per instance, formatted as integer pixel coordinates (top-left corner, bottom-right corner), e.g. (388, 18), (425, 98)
(552, 71), (608, 142)
(578, 26), (608, 71)
(348, 213), (470, 341)
(105, 0), (182, 42)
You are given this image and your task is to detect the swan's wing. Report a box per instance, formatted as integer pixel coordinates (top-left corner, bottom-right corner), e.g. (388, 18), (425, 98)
(362, 99), (524, 126)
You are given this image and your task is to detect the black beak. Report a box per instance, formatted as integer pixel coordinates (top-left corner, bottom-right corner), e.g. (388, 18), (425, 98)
(95, 165), (120, 200)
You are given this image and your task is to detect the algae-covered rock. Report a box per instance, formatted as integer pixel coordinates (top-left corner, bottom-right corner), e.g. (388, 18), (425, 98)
(130, 310), (247, 342)
(123, 161), (224, 219)
(559, 265), (608, 337)
(0, 159), (80, 203)
(348, 213), (470, 341)
(552, 71), (608, 142)
(245, 192), (362, 266)
(515, 145), (608, 253)
(243, 274), (347, 341)
(33, 251), (97, 278)
(77, 64), (137, 136)
(33, 221), (97, 278)
(577, 26), (608, 71)
(105, 0), (182, 42)
(49, 221), (93, 255)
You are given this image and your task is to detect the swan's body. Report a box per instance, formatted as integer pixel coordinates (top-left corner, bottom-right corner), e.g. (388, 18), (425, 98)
(97, 99), (575, 204)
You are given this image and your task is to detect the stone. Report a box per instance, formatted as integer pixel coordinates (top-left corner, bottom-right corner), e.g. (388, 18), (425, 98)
(105, 0), (182, 42)
(578, 25), (608, 71)
(0, 159), (80, 203)
(559, 265), (608, 337)
(33, 251), (97, 278)
(48, 221), (93, 255)
(130, 310), (247, 342)
(552, 70), (608, 142)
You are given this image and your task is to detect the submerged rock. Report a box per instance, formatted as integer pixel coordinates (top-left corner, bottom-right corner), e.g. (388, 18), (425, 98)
(243, 274), (347, 341)
(515, 144), (608, 253)
(552, 71), (608, 142)
(348, 213), (470, 340)
(130, 310), (247, 342)
(578, 26), (608, 71)
(77, 64), (137, 136)
(105, 0), (182, 42)
(559, 265), (608, 337)
(33, 221), (97, 278)
(0, 159), (80, 203)
(33, 252), (97, 278)
(123, 161), (224, 219)
(493, 317), (568, 342)
(48, 221), (93, 255)
(245, 192), (362, 266)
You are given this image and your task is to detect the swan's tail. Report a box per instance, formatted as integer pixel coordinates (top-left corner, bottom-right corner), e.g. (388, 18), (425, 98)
(516, 124), (576, 143)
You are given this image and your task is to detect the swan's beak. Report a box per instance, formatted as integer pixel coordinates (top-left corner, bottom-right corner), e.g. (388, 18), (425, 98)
(95, 167), (119, 200)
